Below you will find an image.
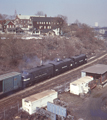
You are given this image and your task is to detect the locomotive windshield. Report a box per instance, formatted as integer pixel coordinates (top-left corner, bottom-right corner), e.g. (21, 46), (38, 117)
(22, 71), (29, 75)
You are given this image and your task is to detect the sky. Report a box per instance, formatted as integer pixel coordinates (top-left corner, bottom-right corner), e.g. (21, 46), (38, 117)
(0, 0), (107, 27)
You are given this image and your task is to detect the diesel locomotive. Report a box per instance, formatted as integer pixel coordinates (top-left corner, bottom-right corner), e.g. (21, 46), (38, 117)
(0, 54), (87, 95)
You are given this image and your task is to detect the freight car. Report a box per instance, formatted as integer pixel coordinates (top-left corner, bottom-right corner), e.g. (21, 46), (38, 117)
(0, 72), (22, 95)
(0, 54), (87, 95)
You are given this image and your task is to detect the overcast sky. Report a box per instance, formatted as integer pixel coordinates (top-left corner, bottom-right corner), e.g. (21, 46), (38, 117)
(0, 0), (107, 27)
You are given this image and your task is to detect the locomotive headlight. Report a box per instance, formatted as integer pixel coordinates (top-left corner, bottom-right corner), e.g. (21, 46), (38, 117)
(23, 78), (30, 81)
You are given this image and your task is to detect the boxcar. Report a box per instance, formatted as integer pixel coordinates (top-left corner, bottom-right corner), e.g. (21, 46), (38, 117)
(22, 64), (54, 87)
(0, 72), (22, 95)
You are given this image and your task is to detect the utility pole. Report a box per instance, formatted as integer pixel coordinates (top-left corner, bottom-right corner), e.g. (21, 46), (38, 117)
(39, 38), (44, 65)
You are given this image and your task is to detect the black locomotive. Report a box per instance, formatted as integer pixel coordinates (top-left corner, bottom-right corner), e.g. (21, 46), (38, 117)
(0, 54), (87, 95)
(22, 54), (87, 88)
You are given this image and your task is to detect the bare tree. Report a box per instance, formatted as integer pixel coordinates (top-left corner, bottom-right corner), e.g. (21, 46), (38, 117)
(35, 11), (45, 16)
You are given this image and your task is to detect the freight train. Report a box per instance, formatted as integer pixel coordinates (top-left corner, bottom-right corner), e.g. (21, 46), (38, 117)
(0, 54), (87, 95)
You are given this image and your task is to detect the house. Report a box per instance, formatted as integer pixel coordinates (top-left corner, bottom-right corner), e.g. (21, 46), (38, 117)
(14, 14), (45, 34)
(14, 15), (32, 30)
(94, 27), (107, 39)
(0, 21), (3, 33)
(31, 16), (63, 35)
(4, 21), (16, 34)
(16, 27), (24, 34)
(9, 14), (63, 35)
(0, 20), (6, 33)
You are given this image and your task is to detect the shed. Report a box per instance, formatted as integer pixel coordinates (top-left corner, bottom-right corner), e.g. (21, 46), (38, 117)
(70, 76), (93, 95)
(81, 64), (107, 85)
(22, 90), (58, 115)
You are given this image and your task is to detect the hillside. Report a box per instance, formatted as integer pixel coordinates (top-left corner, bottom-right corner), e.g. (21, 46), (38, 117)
(0, 34), (106, 74)
(0, 24), (106, 74)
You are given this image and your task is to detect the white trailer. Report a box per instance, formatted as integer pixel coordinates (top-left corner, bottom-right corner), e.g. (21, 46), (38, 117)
(22, 89), (58, 115)
(70, 76), (93, 95)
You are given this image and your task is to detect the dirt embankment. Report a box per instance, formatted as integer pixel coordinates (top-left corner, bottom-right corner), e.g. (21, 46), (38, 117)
(0, 32), (106, 74)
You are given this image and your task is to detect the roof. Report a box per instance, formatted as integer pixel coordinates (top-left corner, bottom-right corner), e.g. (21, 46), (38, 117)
(22, 64), (53, 74)
(41, 29), (52, 33)
(31, 16), (62, 22)
(17, 15), (45, 20)
(0, 72), (21, 81)
(49, 58), (71, 65)
(72, 54), (86, 60)
(7, 28), (16, 31)
(4, 21), (14, 26)
(23, 90), (57, 102)
(81, 64), (107, 74)
(70, 76), (93, 85)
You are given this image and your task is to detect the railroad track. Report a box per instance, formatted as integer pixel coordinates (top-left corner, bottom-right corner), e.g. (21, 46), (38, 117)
(0, 51), (107, 118)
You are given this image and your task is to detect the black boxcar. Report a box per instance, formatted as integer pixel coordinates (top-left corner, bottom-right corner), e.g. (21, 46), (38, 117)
(49, 58), (74, 76)
(72, 54), (87, 67)
(22, 64), (54, 87)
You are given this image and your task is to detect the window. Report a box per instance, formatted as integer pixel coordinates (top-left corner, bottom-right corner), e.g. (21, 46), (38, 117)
(44, 26), (46, 29)
(47, 26), (50, 29)
(39, 26), (42, 29)
(46, 22), (48, 24)
(36, 30), (39, 33)
(10, 25), (11, 28)
(7, 25), (9, 28)
(40, 22), (41, 24)
(49, 22), (50, 24)
(44, 22), (45, 24)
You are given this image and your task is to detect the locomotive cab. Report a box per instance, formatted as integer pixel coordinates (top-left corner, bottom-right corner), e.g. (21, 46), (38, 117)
(22, 71), (32, 88)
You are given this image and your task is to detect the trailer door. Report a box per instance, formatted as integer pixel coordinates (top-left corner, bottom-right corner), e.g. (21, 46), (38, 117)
(13, 75), (22, 89)
(4, 78), (14, 93)
(0, 81), (3, 93)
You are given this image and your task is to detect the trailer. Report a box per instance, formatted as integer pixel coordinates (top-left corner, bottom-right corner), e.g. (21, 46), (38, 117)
(70, 76), (93, 95)
(22, 90), (58, 115)
(0, 72), (22, 95)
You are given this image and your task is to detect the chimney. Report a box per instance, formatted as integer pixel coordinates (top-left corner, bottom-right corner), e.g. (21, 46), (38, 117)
(45, 14), (47, 17)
